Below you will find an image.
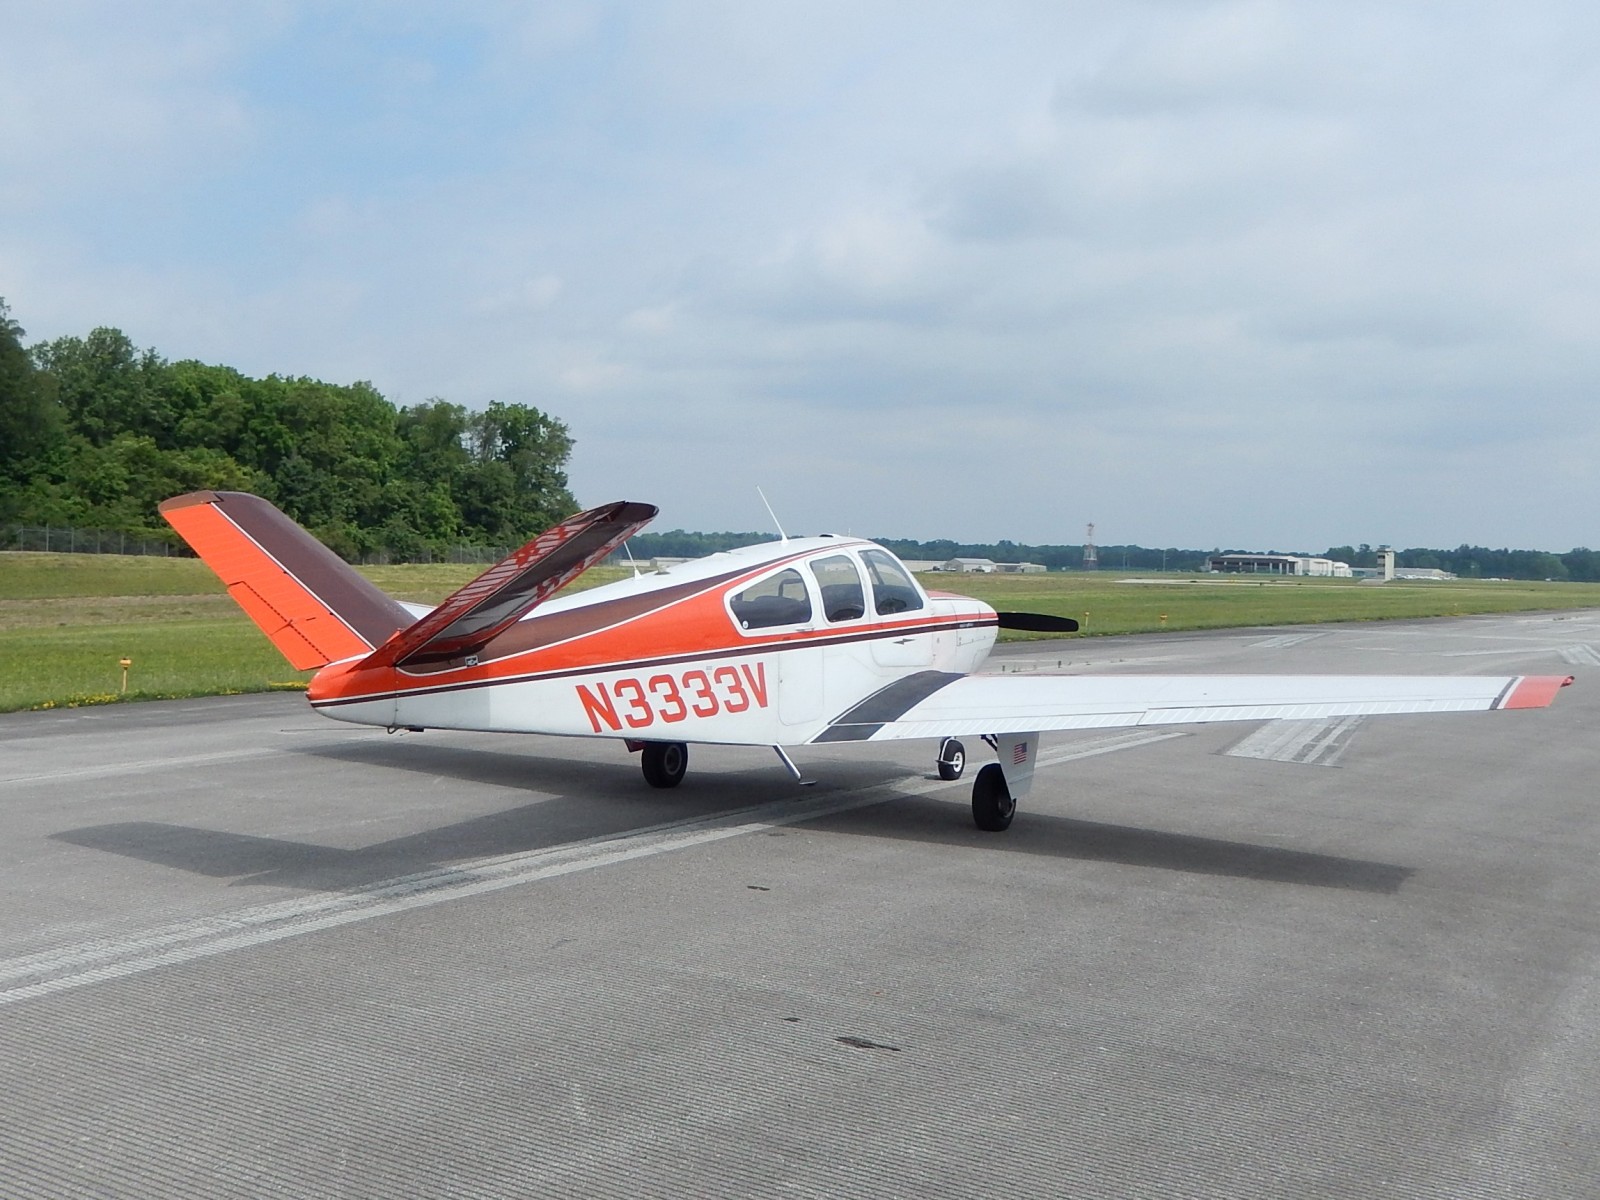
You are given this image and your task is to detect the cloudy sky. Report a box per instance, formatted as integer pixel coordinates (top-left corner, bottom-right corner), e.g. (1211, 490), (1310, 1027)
(3, 2), (1598, 552)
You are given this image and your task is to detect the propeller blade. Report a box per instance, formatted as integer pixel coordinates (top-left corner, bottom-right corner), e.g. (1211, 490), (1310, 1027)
(996, 611), (1080, 633)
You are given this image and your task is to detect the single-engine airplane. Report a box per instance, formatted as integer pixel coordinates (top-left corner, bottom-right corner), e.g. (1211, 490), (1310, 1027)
(161, 491), (1573, 832)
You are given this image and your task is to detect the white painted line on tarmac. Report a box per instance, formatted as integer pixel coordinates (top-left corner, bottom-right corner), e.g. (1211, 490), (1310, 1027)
(1224, 716), (1364, 767)
(0, 730), (1187, 1006)
(0, 747), (287, 787)
(1036, 728), (1189, 767)
(1440, 648), (1555, 658)
(1249, 632), (1326, 649)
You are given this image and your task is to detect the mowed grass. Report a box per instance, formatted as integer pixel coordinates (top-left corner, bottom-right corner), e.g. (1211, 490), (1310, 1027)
(3, 551), (1598, 712)
(0, 554), (624, 712)
(934, 571), (1600, 638)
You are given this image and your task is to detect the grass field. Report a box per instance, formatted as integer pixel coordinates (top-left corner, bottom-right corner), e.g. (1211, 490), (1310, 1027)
(4, 551), (1599, 712)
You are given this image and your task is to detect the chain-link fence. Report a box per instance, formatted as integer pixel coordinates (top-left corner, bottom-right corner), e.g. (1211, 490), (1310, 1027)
(354, 544), (513, 566)
(2, 523), (521, 566)
(2, 525), (183, 556)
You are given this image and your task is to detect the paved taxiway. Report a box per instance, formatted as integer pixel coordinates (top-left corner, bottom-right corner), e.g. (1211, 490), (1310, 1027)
(3, 611), (1598, 1197)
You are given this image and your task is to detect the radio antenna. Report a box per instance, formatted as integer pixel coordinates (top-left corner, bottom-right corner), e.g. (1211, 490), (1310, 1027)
(757, 487), (789, 543)
(620, 539), (642, 578)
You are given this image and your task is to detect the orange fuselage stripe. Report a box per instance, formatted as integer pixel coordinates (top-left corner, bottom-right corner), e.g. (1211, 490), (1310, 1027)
(308, 570), (994, 706)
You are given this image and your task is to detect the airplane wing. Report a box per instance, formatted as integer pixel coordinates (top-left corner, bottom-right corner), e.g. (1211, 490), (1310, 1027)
(359, 500), (657, 669)
(811, 671), (1574, 743)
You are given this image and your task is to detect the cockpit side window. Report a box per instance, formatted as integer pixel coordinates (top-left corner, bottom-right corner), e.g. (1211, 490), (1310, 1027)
(861, 548), (925, 615)
(729, 567), (812, 631)
(809, 554), (866, 623)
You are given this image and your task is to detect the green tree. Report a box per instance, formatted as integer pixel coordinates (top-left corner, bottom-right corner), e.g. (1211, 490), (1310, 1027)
(15, 312), (580, 558)
(0, 299), (64, 515)
(460, 401), (576, 541)
(31, 327), (173, 448)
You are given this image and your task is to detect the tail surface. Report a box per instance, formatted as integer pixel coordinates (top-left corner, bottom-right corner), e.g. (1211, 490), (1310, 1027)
(356, 499), (657, 670)
(160, 491), (413, 671)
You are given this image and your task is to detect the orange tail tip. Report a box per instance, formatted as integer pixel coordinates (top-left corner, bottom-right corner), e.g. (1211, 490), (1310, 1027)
(159, 491), (412, 671)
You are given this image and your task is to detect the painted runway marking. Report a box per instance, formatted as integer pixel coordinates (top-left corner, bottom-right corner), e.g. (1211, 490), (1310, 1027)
(1249, 632), (1326, 649)
(1224, 716), (1365, 767)
(1558, 644), (1600, 667)
(0, 730), (1187, 1006)
(0, 747), (288, 787)
(1441, 648), (1555, 658)
(1036, 729), (1188, 767)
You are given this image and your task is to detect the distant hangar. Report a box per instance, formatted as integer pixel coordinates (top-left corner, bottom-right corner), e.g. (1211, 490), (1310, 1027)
(1205, 551), (1454, 580)
(1205, 553), (1354, 577)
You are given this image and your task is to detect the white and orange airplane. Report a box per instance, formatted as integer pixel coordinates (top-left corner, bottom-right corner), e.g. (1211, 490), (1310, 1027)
(161, 491), (1573, 832)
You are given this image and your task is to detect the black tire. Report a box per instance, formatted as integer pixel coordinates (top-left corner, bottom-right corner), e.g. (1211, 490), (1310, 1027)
(971, 763), (1015, 832)
(937, 737), (966, 781)
(641, 741), (688, 789)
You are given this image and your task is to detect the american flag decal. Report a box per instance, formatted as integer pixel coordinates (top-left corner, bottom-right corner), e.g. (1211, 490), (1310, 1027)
(1012, 742), (1028, 765)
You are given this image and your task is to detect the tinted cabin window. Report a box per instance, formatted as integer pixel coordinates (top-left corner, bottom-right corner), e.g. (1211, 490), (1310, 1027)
(809, 554), (866, 622)
(862, 548), (924, 615)
(730, 568), (812, 630)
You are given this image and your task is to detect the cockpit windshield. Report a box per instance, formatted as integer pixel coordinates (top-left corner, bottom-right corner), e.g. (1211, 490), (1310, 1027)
(861, 548), (924, 615)
(809, 554), (866, 622)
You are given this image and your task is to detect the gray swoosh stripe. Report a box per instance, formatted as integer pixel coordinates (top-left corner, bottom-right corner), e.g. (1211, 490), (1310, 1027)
(811, 671), (964, 743)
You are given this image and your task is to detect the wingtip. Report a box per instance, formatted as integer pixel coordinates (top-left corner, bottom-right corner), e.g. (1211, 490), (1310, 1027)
(1500, 675), (1575, 709)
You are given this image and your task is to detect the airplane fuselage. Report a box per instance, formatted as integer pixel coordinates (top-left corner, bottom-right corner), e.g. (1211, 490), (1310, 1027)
(306, 536), (998, 745)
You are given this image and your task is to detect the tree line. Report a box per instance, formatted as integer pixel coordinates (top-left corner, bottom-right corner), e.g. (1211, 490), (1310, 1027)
(0, 298), (576, 560)
(632, 534), (1600, 583)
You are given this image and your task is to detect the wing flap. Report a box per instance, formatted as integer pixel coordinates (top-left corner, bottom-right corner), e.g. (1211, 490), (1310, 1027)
(359, 500), (657, 670)
(813, 672), (1573, 743)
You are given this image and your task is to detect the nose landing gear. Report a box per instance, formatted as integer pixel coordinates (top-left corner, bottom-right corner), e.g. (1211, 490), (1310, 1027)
(936, 737), (966, 781)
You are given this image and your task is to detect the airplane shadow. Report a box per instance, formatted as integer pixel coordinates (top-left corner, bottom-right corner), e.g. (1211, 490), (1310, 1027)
(51, 741), (1412, 896)
(809, 796), (1413, 894)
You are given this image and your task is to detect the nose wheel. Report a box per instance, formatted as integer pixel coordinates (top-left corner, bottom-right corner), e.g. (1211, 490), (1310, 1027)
(971, 763), (1015, 831)
(936, 737), (966, 781)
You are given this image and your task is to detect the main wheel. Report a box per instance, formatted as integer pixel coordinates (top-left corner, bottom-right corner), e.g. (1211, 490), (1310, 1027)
(937, 737), (966, 781)
(641, 741), (688, 788)
(971, 763), (1015, 831)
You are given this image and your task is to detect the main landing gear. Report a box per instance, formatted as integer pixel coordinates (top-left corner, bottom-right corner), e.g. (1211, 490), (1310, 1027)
(939, 735), (1017, 831)
(640, 741), (688, 788)
(970, 763), (1015, 832)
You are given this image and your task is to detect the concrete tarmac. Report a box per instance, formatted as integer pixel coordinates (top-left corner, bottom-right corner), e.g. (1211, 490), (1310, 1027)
(2, 611), (1598, 1198)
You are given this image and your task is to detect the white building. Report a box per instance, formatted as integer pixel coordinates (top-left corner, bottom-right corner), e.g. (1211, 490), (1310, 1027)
(1205, 554), (1352, 577)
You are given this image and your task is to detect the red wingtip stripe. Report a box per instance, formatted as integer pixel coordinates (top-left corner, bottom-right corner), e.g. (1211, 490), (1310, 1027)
(1500, 675), (1575, 709)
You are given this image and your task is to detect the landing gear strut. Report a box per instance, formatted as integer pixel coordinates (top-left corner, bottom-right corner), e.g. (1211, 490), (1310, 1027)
(971, 762), (1015, 832)
(936, 737), (966, 781)
(641, 741), (688, 788)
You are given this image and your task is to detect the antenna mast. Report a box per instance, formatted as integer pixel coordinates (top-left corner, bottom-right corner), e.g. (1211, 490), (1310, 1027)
(1083, 522), (1098, 571)
(757, 487), (789, 543)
